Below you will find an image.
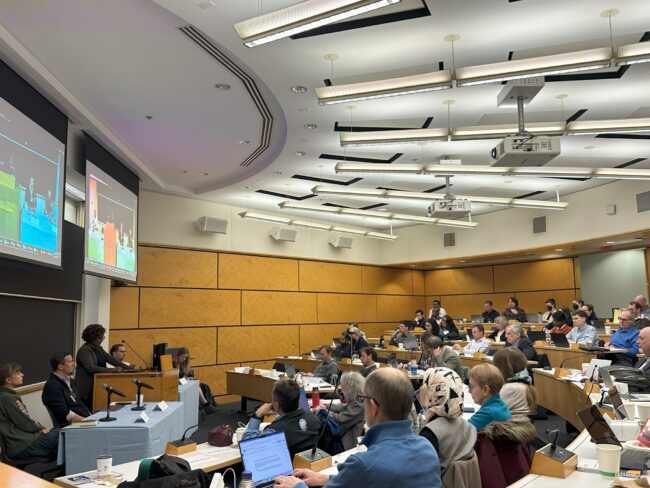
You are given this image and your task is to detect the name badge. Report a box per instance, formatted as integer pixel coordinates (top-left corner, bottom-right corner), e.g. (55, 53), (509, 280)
(154, 401), (169, 412)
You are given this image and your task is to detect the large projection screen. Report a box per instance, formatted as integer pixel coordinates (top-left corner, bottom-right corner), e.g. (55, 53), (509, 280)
(0, 96), (65, 267)
(84, 160), (137, 281)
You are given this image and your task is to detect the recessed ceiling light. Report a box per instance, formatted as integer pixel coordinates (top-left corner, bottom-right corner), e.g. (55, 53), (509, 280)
(554, 248), (564, 252)
(145, 115), (153, 120)
(605, 240), (616, 244)
(200, 172), (209, 176)
(291, 85), (308, 93)
(215, 83), (231, 90)
(241, 186), (251, 190)
(304, 123), (317, 130)
(239, 140), (250, 144)
(295, 151), (306, 156)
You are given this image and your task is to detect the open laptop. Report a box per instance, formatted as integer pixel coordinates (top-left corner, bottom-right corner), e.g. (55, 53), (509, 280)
(528, 331), (546, 342)
(471, 315), (483, 323)
(550, 333), (570, 348)
(577, 405), (650, 470)
(238, 431), (294, 487)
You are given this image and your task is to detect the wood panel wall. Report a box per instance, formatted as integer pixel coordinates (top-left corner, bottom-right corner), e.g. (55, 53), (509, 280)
(109, 245), (427, 401)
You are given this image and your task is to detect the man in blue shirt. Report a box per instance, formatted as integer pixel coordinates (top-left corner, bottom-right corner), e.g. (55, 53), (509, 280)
(566, 310), (598, 345)
(274, 368), (441, 488)
(606, 310), (639, 366)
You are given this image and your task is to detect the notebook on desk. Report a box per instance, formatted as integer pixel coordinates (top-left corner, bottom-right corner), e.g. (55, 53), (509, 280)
(238, 431), (293, 488)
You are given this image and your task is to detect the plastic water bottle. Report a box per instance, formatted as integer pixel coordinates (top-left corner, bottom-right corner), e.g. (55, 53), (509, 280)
(312, 386), (320, 408)
(545, 328), (552, 344)
(410, 358), (417, 376)
(238, 471), (255, 488)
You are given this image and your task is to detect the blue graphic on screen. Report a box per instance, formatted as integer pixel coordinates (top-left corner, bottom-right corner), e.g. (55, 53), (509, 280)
(0, 96), (64, 267)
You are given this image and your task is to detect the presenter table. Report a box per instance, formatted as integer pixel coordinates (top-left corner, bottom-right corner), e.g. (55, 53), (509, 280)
(59, 401), (184, 474)
(178, 380), (200, 437)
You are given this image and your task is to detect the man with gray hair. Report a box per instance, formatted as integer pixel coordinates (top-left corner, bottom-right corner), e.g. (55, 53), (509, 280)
(634, 295), (650, 318)
(274, 368), (441, 488)
(504, 324), (537, 360)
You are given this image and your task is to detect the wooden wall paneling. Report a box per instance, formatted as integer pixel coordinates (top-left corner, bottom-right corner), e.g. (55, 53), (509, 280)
(360, 323), (397, 337)
(110, 287), (139, 329)
(139, 289), (240, 327)
(218, 254), (299, 291)
(137, 247), (217, 288)
(430, 293), (512, 320)
(412, 271), (425, 295)
(317, 294), (377, 323)
(361, 267), (413, 295)
(116, 327), (217, 366)
(493, 258), (575, 292)
(218, 326), (300, 363)
(192, 364), (235, 396)
(424, 267), (494, 296)
(298, 261), (362, 293)
(242, 291), (317, 325)
(376, 295), (426, 322)
(573, 257), (582, 292)
(515, 290), (579, 314)
(300, 324), (348, 353)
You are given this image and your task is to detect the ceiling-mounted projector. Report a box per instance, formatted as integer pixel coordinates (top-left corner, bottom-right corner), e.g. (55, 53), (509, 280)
(427, 199), (471, 219)
(491, 135), (561, 167)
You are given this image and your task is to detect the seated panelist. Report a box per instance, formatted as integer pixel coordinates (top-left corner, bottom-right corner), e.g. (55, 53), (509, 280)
(42, 352), (90, 427)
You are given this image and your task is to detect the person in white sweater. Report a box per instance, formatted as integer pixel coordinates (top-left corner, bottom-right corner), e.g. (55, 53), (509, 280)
(492, 347), (537, 418)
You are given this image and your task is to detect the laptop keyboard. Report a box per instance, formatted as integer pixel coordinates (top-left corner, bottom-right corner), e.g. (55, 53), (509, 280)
(621, 448), (650, 469)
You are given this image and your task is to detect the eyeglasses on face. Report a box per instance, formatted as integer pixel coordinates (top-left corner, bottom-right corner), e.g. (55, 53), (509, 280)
(357, 394), (380, 407)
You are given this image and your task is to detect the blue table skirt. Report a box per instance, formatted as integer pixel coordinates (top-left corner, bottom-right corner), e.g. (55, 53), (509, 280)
(178, 380), (199, 437)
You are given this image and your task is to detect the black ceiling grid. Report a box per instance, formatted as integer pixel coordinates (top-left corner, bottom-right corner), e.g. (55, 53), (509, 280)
(291, 174), (363, 186)
(514, 190), (546, 199)
(319, 153), (404, 163)
(334, 117), (435, 132)
(255, 190), (316, 200)
(322, 202), (388, 210)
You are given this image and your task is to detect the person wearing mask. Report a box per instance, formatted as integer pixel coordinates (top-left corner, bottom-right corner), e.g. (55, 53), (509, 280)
(467, 364), (512, 431)
(581, 304), (599, 325)
(244, 379), (321, 458)
(492, 348), (537, 418)
(414, 309), (426, 329)
(504, 325), (537, 361)
(541, 298), (556, 322)
(359, 347), (379, 378)
(314, 372), (365, 451)
(274, 368), (441, 488)
(548, 310), (572, 334)
(75, 324), (132, 409)
(42, 353), (90, 427)
(108, 343), (131, 368)
(488, 316), (508, 342)
(605, 310), (640, 366)
(482, 300), (500, 323)
(389, 321), (419, 350)
(419, 367), (478, 477)
(424, 336), (464, 379)
(174, 347), (217, 414)
(0, 363), (59, 460)
(439, 315), (461, 341)
(424, 318), (440, 338)
(503, 297), (527, 323)
(307, 345), (340, 380)
(566, 311), (598, 346)
(453, 324), (491, 355)
(349, 327), (369, 355)
(429, 300), (447, 323)
(571, 299), (585, 312)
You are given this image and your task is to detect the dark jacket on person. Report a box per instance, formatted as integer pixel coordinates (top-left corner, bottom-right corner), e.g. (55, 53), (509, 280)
(488, 328), (507, 342)
(0, 387), (47, 457)
(503, 307), (527, 323)
(506, 337), (537, 361)
(482, 310), (500, 323)
(431, 347), (464, 379)
(328, 399), (365, 451)
(352, 335), (369, 354)
(439, 322), (461, 341)
(260, 408), (321, 458)
(360, 364), (379, 378)
(75, 342), (130, 407)
(42, 373), (91, 427)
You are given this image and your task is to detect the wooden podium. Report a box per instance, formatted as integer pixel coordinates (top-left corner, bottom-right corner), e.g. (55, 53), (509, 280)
(92, 355), (178, 412)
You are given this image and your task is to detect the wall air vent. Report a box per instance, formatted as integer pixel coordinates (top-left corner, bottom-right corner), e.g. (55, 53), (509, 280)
(532, 216), (547, 234)
(443, 232), (456, 247)
(636, 190), (650, 213)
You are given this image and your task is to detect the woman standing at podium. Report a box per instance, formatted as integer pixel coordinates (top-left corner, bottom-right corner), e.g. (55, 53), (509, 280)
(76, 324), (132, 410)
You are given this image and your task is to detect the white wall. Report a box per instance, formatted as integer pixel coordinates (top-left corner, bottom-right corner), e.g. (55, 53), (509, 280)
(579, 249), (647, 318)
(19, 388), (53, 429)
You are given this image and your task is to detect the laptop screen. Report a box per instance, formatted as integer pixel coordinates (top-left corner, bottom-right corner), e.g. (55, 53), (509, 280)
(239, 431), (294, 485)
(576, 405), (621, 447)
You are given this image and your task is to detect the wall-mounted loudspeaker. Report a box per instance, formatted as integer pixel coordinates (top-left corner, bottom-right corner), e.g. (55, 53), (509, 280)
(195, 216), (228, 234)
(270, 227), (297, 242)
(329, 234), (354, 249)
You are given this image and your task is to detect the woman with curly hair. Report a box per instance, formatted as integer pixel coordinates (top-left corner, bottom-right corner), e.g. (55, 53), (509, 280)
(76, 324), (132, 409)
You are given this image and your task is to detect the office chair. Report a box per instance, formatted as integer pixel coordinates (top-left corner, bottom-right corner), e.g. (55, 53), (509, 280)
(0, 432), (62, 480)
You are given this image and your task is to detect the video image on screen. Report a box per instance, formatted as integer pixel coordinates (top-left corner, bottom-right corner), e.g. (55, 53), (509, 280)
(0, 96), (64, 267)
(85, 161), (137, 281)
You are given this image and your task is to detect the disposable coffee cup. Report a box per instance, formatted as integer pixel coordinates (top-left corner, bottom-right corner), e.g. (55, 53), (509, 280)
(605, 326), (612, 335)
(595, 444), (621, 478)
(622, 401), (636, 419)
(636, 402), (650, 421)
(97, 454), (112, 479)
(236, 427), (246, 442)
(398, 343), (404, 350)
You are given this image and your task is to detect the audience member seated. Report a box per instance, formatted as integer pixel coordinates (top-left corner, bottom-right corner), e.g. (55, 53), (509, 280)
(244, 379), (321, 458)
(42, 353), (90, 427)
(75, 324), (132, 409)
(389, 321), (419, 350)
(174, 347), (217, 414)
(425, 336), (464, 379)
(337, 332), (354, 359)
(419, 367), (478, 478)
(636, 328), (650, 380)
(560, 306), (574, 326)
(453, 324), (491, 355)
(571, 299), (585, 312)
(439, 315), (461, 341)
(467, 364), (512, 431)
(488, 316), (507, 342)
(548, 310), (572, 334)
(504, 325), (537, 361)
(566, 310), (598, 346)
(581, 303), (598, 325)
(606, 310), (639, 366)
(108, 343), (131, 367)
(541, 298), (556, 322)
(349, 327), (369, 355)
(414, 309), (426, 329)
(424, 318), (440, 337)
(418, 334), (433, 369)
(308, 345), (340, 381)
(315, 372), (365, 451)
(274, 368), (441, 488)
(429, 299), (447, 323)
(0, 363), (59, 460)
(492, 348), (538, 418)
(359, 347), (379, 377)
(503, 297), (527, 323)
(482, 300), (500, 323)
(630, 300), (650, 328)
(635, 294), (650, 317)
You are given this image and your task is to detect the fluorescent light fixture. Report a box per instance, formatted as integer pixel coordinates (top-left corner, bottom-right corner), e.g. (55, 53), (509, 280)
(616, 41), (650, 66)
(567, 117), (650, 135)
(593, 168), (650, 180)
(509, 200), (568, 210)
(290, 219), (332, 230)
(315, 70), (452, 105)
(335, 162), (424, 174)
(340, 128), (448, 147)
(234, 0), (400, 47)
(455, 47), (612, 86)
(331, 225), (367, 235)
(238, 211), (290, 224)
(434, 219), (479, 229)
(366, 232), (399, 240)
(452, 122), (566, 140)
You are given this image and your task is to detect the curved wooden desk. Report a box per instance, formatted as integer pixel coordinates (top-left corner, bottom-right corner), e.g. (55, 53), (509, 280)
(532, 369), (594, 430)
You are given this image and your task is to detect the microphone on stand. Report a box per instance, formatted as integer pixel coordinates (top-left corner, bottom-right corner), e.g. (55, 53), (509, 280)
(100, 384), (126, 422)
(121, 339), (149, 370)
(131, 379), (154, 411)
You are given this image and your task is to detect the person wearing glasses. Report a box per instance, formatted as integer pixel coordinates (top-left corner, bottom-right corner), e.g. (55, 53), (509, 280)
(467, 364), (512, 431)
(275, 368), (441, 488)
(605, 310), (639, 366)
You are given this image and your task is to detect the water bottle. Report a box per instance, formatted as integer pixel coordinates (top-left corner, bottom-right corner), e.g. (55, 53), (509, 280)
(418, 410), (427, 432)
(545, 328), (551, 345)
(238, 471), (255, 488)
(410, 358), (417, 376)
(312, 386), (320, 408)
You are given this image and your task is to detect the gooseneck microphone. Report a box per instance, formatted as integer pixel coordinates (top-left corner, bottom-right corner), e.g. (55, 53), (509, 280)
(131, 379), (154, 411)
(121, 339), (149, 370)
(100, 383), (126, 422)
(310, 373), (341, 458)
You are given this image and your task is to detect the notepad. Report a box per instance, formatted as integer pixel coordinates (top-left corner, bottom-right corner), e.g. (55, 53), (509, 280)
(69, 419), (99, 428)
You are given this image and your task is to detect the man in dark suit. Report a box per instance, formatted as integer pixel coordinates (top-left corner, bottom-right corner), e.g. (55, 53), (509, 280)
(42, 353), (91, 427)
(636, 327), (650, 376)
(504, 324), (537, 361)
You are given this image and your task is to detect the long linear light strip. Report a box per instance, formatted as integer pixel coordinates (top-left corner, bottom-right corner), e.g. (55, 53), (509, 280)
(238, 211), (397, 240)
(340, 128), (448, 147)
(312, 185), (568, 209)
(616, 41), (650, 66)
(333, 162), (650, 180)
(279, 201), (478, 228)
(234, 0), (400, 48)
